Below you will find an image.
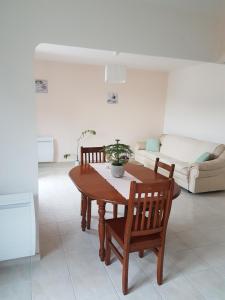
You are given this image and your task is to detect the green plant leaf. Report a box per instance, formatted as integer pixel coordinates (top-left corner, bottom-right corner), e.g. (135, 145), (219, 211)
(104, 139), (133, 165)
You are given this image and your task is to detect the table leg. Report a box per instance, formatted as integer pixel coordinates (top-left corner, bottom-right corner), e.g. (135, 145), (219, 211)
(81, 193), (87, 231)
(98, 200), (106, 261)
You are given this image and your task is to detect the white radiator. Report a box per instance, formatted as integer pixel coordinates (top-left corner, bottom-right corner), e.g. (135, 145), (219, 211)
(0, 193), (36, 261)
(38, 136), (54, 162)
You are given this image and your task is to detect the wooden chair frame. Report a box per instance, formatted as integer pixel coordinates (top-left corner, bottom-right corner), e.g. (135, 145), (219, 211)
(80, 146), (106, 165)
(105, 179), (174, 295)
(154, 157), (175, 178)
(80, 146), (117, 229)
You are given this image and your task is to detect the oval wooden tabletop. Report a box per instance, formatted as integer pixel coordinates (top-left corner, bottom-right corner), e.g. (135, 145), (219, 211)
(69, 163), (181, 205)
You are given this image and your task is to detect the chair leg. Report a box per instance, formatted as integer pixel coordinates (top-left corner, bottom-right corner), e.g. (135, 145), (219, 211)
(113, 204), (118, 218)
(87, 199), (92, 230)
(81, 194), (87, 231)
(157, 246), (165, 285)
(138, 250), (144, 258)
(80, 195), (83, 216)
(122, 252), (129, 295)
(105, 226), (111, 266)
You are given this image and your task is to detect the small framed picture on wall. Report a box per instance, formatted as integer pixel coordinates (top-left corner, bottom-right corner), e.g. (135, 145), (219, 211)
(35, 79), (48, 93)
(107, 92), (118, 104)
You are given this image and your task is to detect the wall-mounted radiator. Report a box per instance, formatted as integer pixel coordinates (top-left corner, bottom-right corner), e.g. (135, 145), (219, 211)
(37, 136), (54, 162)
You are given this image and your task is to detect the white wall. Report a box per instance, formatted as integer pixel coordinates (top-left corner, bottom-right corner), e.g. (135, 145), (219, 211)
(0, 3), (38, 195)
(35, 60), (168, 161)
(164, 63), (225, 143)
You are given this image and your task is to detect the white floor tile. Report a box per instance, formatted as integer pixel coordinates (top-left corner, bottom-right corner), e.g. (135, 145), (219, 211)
(32, 272), (76, 300)
(0, 281), (31, 300)
(186, 268), (225, 300)
(193, 242), (225, 268)
(175, 228), (213, 249)
(154, 276), (205, 300)
(165, 232), (189, 253)
(39, 222), (59, 239)
(167, 248), (210, 275)
(0, 257), (31, 287)
(104, 256), (162, 299)
(32, 236), (76, 300)
(134, 250), (182, 282)
(58, 220), (81, 236)
(66, 248), (120, 300)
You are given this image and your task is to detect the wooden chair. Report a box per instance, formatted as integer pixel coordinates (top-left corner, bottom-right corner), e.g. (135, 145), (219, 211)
(80, 146), (118, 229)
(80, 146), (106, 166)
(123, 158), (175, 225)
(105, 179), (174, 295)
(154, 157), (175, 178)
(137, 158), (175, 258)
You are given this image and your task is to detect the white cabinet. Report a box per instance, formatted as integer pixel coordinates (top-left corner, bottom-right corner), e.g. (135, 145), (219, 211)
(0, 193), (36, 261)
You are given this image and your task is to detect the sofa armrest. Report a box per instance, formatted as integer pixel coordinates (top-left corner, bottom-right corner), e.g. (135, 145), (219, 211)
(190, 157), (225, 179)
(192, 157), (225, 171)
(135, 141), (146, 151)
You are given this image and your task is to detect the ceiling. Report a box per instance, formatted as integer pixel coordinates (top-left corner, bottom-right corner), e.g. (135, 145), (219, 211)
(35, 43), (201, 72)
(140, 0), (225, 16)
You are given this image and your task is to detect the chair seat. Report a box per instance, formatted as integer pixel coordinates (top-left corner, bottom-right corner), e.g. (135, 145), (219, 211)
(106, 217), (161, 252)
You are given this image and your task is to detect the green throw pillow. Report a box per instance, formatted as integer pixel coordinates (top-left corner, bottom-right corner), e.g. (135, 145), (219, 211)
(146, 138), (160, 152)
(195, 152), (211, 163)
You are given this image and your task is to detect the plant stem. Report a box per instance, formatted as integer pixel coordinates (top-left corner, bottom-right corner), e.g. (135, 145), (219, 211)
(116, 139), (119, 165)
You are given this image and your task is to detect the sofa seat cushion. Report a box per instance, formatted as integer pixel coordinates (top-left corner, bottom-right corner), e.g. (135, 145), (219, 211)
(156, 153), (190, 176)
(136, 150), (190, 176)
(137, 150), (160, 161)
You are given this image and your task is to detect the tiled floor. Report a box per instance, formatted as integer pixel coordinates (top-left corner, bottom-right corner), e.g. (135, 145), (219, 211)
(1, 162), (225, 299)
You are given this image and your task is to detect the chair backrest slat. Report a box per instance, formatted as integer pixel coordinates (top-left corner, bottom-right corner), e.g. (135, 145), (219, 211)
(140, 196), (147, 230)
(146, 199), (153, 230)
(80, 146), (106, 165)
(157, 198), (164, 227)
(154, 157), (175, 178)
(126, 180), (174, 243)
(153, 197), (159, 229)
(134, 194), (141, 231)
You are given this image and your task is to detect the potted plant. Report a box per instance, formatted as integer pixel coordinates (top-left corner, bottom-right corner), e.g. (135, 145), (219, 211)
(64, 129), (96, 165)
(104, 139), (133, 178)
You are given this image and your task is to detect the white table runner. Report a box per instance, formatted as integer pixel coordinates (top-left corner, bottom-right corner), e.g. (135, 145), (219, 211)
(91, 163), (141, 199)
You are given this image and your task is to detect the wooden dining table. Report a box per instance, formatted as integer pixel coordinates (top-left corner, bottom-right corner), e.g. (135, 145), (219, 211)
(69, 163), (181, 261)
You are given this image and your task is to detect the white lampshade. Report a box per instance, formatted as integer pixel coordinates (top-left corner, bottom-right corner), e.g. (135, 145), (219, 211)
(105, 64), (126, 83)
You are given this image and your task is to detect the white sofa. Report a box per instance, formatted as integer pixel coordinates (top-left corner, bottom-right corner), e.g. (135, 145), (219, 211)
(135, 134), (225, 193)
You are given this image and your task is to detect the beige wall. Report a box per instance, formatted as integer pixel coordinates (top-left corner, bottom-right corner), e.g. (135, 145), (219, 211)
(35, 60), (168, 162)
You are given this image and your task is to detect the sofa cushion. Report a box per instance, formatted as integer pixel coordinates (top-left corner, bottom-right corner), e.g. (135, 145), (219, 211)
(160, 134), (219, 163)
(195, 152), (211, 163)
(146, 138), (160, 152)
(213, 144), (225, 158)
